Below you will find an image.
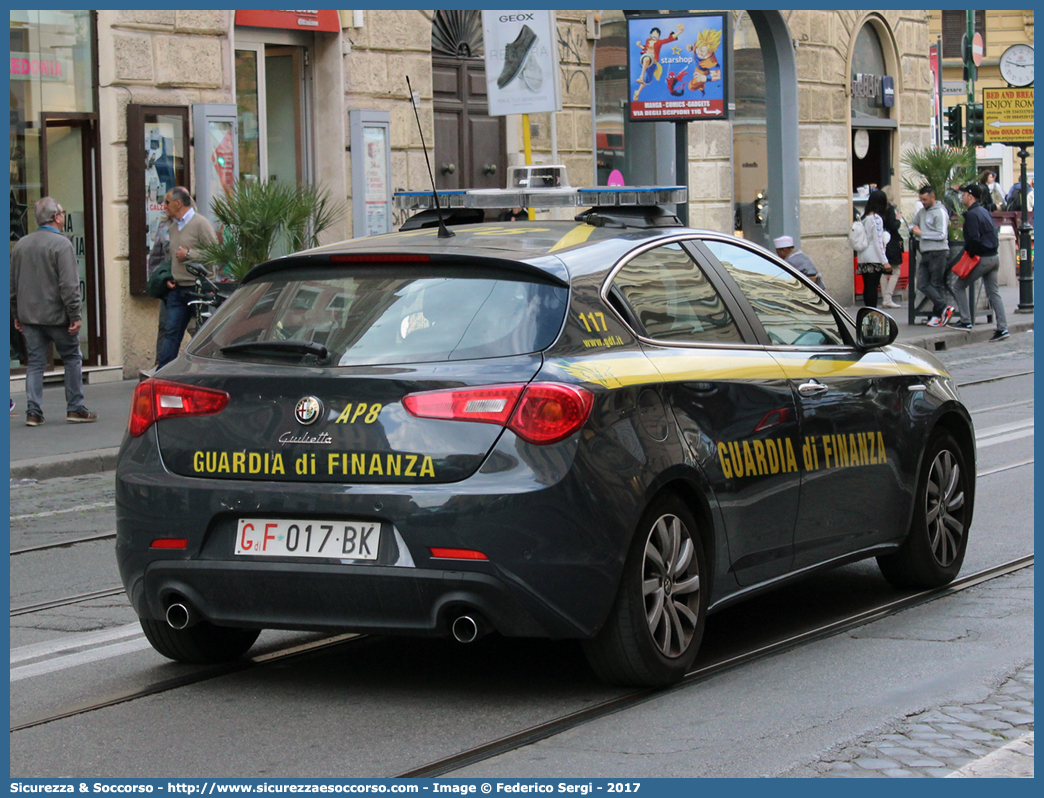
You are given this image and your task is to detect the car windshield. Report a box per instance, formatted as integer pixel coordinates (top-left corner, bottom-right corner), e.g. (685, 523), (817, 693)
(189, 266), (568, 366)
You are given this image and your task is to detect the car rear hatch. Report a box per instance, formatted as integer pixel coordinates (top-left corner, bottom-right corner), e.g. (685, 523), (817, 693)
(146, 256), (570, 484)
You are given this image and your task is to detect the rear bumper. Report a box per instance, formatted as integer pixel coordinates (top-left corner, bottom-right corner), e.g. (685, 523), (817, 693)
(116, 426), (647, 640)
(131, 560), (548, 637)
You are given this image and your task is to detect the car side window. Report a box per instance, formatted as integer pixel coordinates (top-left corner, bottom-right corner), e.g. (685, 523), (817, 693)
(702, 240), (845, 346)
(611, 242), (744, 344)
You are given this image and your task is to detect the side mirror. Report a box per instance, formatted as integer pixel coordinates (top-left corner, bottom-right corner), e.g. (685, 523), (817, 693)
(855, 307), (898, 349)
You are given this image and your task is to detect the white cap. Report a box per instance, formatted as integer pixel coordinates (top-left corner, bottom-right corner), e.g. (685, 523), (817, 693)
(773, 235), (794, 249)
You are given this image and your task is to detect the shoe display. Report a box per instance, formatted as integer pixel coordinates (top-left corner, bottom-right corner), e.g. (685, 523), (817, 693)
(947, 320), (973, 331)
(497, 25), (538, 89)
(25, 412), (44, 427)
(66, 407), (99, 423)
(939, 306), (955, 325)
(989, 329), (1010, 341)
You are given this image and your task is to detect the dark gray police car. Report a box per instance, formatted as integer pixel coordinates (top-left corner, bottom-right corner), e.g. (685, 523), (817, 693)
(116, 186), (975, 687)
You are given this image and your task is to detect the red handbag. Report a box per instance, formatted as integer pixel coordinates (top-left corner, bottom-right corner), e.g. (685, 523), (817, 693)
(951, 252), (980, 279)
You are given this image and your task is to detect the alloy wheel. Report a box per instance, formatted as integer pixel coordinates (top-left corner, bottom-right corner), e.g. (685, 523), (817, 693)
(643, 514), (701, 658)
(925, 448), (966, 567)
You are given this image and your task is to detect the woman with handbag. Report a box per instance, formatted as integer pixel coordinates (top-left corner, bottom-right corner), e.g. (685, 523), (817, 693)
(856, 189), (891, 308)
(880, 186), (905, 308)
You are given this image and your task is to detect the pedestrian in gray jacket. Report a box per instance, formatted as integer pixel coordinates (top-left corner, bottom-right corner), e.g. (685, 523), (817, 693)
(10, 197), (97, 426)
(911, 185), (956, 327)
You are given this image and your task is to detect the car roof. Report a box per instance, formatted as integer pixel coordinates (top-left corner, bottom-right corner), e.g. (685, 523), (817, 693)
(247, 221), (725, 285)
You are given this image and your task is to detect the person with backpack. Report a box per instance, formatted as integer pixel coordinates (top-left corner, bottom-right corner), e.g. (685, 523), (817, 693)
(852, 189), (890, 307)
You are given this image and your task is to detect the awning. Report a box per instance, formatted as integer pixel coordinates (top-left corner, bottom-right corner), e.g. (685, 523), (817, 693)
(235, 10), (340, 33)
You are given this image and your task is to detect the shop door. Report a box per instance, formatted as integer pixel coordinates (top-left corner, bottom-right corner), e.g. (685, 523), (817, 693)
(432, 57), (505, 192)
(38, 117), (101, 367)
(235, 42), (311, 188)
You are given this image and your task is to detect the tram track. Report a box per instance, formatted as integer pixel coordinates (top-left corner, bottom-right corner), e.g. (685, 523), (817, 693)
(956, 369), (1034, 388)
(10, 554), (1034, 743)
(397, 553), (1035, 778)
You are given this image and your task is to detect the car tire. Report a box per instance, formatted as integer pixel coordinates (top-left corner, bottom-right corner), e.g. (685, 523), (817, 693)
(583, 494), (707, 688)
(877, 430), (971, 589)
(139, 617), (261, 664)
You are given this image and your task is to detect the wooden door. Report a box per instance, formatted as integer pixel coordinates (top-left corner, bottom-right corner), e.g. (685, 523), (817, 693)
(432, 57), (505, 192)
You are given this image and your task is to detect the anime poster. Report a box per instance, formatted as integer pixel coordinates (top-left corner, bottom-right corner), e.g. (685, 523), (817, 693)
(143, 121), (177, 252)
(627, 14), (728, 122)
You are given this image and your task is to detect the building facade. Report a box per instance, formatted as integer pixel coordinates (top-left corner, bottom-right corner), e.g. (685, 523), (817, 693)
(930, 9), (1035, 190)
(9, 10), (933, 380)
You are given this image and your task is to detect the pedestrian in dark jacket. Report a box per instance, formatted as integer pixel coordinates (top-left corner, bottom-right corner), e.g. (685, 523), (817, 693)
(10, 197), (98, 425)
(880, 186), (905, 308)
(948, 183), (1008, 341)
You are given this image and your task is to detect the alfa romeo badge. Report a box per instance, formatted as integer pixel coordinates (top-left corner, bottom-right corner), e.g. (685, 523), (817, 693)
(294, 396), (324, 426)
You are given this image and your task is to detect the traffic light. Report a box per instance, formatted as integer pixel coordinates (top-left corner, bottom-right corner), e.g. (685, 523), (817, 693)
(944, 105), (964, 147)
(966, 102), (984, 147)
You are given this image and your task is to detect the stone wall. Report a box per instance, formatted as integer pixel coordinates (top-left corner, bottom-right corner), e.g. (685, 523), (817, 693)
(342, 10), (598, 229)
(786, 10), (930, 303)
(97, 10), (233, 376)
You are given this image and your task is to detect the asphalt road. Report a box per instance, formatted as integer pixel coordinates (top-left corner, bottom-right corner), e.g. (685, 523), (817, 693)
(8, 333), (1034, 778)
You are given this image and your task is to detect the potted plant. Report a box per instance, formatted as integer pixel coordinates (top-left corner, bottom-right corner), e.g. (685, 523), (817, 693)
(196, 179), (346, 282)
(900, 145), (978, 265)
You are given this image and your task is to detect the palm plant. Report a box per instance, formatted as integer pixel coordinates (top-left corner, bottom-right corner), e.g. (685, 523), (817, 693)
(196, 179), (346, 280)
(900, 145), (978, 240)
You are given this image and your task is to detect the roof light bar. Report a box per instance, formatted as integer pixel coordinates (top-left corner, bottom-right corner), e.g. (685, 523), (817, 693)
(393, 185), (688, 212)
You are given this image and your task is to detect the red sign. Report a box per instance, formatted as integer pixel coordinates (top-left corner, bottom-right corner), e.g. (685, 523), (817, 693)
(235, 10), (339, 33)
(972, 32), (984, 66)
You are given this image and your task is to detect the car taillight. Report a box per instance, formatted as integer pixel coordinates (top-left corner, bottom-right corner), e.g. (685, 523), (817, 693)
(129, 379), (231, 437)
(403, 382), (593, 445)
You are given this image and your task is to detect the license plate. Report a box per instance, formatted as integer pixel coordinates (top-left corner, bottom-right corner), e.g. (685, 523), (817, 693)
(235, 518), (381, 560)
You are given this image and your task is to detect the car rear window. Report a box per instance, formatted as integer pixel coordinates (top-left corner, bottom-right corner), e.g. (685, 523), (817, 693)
(188, 266), (568, 366)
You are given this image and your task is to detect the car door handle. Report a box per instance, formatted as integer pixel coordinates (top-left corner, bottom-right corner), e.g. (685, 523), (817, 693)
(798, 380), (829, 396)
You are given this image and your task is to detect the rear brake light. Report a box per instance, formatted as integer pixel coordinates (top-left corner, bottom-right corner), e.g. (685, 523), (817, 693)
(151, 538), (188, 549)
(402, 384), (526, 426)
(129, 379), (231, 437)
(403, 382), (593, 445)
(429, 547), (489, 560)
(329, 254), (430, 263)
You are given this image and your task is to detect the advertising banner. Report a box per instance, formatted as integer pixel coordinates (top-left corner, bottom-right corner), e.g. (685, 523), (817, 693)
(363, 125), (390, 236)
(627, 13), (728, 122)
(482, 10), (561, 117)
(143, 121), (178, 254)
(983, 87), (1034, 145)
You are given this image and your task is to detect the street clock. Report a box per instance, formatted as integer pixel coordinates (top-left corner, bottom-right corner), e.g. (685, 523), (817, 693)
(999, 43), (1034, 88)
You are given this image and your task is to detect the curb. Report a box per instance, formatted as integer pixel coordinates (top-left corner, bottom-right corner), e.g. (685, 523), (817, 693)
(896, 318), (1034, 354)
(10, 447), (121, 481)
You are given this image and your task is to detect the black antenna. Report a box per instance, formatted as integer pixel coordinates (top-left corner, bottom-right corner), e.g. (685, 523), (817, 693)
(406, 75), (454, 239)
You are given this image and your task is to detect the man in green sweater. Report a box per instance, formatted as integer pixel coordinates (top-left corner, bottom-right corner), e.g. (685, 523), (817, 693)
(157, 186), (217, 368)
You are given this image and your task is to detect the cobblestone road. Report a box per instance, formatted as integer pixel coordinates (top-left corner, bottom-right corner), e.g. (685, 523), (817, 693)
(786, 663), (1033, 777)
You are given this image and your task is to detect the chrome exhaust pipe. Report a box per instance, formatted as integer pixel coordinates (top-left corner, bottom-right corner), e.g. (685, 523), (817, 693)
(166, 602), (191, 630)
(451, 614), (482, 644)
